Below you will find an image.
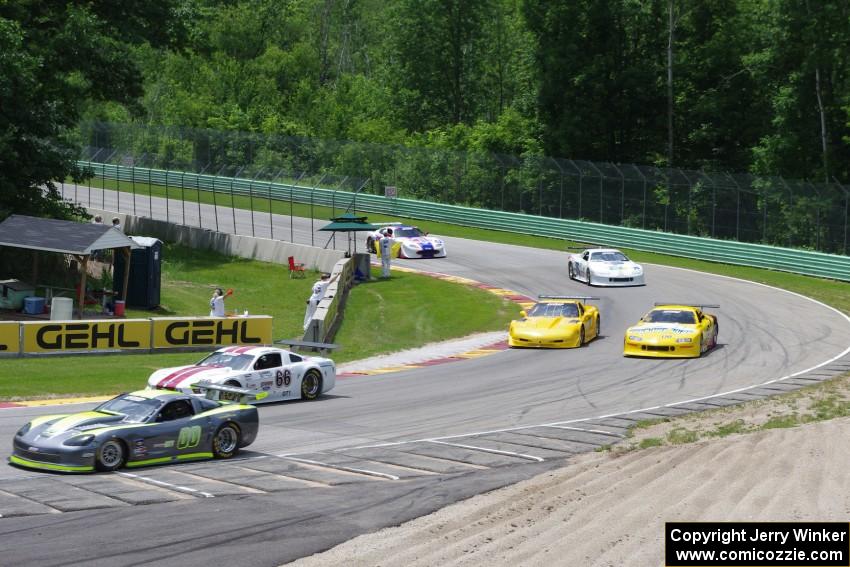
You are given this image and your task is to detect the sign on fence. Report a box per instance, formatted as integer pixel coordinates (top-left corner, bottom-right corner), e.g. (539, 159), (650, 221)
(152, 316), (272, 348)
(0, 322), (20, 353)
(384, 185), (397, 198)
(11, 316), (273, 355)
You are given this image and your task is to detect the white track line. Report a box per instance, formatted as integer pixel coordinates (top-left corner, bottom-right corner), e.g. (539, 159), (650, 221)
(282, 456), (400, 481)
(426, 440), (544, 462)
(117, 472), (215, 498)
(543, 425), (626, 438)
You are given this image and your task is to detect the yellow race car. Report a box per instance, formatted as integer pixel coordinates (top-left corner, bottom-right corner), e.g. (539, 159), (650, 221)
(623, 303), (719, 358)
(508, 296), (601, 348)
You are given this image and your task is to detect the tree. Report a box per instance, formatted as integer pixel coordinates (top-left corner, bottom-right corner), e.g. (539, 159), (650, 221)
(0, 1), (183, 220)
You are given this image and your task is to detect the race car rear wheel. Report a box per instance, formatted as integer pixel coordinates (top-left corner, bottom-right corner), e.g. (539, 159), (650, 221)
(579, 327), (586, 347)
(301, 369), (322, 400)
(595, 315), (601, 338)
(212, 423), (241, 459)
(568, 262), (575, 280)
(96, 439), (126, 472)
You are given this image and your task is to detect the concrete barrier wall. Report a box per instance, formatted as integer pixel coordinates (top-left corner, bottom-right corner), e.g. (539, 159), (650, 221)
(304, 255), (357, 344)
(90, 209), (345, 272)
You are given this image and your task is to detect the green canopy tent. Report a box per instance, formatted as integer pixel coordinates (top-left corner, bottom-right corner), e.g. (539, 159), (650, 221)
(318, 213), (381, 256)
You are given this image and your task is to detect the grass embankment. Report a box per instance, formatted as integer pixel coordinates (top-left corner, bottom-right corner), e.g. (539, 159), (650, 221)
(0, 246), (515, 400)
(77, 176), (850, 314)
(614, 369), (850, 452)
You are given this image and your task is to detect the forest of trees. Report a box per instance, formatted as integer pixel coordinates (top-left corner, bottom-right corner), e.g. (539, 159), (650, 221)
(4, 1), (850, 250)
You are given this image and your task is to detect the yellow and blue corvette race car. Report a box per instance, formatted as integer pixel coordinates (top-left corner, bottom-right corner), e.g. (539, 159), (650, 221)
(623, 303), (719, 358)
(10, 384), (262, 473)
(508, 296), (601, 348)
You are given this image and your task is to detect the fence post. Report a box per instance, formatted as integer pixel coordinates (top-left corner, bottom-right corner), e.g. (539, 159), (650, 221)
(213, 165), (225, 233)
(180, 170), (186, 225)
(612, 163), (625, 224)
(165, 167), (170, 224)
(197, 163), (209, 229)
(834, 177), (848, 255)
(232, 166), (244, 235)
(147, 157), (152, 218)
(634, 167), (647, 229)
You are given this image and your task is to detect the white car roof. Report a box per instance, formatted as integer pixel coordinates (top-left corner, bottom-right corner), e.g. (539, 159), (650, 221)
(214, 346), (289, 356)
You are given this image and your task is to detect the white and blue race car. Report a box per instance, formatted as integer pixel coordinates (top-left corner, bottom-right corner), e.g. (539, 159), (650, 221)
(366, 223), (447, 259)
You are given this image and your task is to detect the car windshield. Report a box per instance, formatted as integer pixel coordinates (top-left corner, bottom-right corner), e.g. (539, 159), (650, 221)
(644, 309), (696, 324)
(95, 394), (163, 423)
(196, 352), (254, 370)
(527, 302), (580, 318)
(590, 251), (628, 262)
(392, 227), (424, 238)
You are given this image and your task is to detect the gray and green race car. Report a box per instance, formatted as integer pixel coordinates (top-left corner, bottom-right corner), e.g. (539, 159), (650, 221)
(10, 385), (262, 473)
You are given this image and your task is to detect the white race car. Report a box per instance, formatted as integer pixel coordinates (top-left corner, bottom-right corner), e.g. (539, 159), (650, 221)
(567, 248), (645, 286)
(147, 346), (336, 403)
(366, 223), (447, 258)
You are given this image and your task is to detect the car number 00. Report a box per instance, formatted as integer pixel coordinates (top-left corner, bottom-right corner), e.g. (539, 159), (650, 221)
(177, 425), (202, 449)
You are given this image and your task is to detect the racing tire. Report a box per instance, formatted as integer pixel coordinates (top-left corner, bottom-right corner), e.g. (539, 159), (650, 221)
(586, 270), (593, 286)
(579, 327), (586, 347)
(95, 439), (126, 472)
(366, 237), (374, 253)
(212, 423), (241, 459)
(568, 262), (575, 280)
(595, 316), (601, 338)
(301, 369), (322, 400)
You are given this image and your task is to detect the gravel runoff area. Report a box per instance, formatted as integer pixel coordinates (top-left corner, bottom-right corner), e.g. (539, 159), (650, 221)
(287, 373), (850, 567)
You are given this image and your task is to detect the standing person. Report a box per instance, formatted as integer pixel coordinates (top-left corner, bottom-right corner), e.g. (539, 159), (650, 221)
(209, 288), (229, 317)
(111, 217), (122, 232)
(379, 228), (394, 278)
(303, 272), (339, 331)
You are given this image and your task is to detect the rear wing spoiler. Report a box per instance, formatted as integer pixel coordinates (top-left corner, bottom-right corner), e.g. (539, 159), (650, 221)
(653, 302), (720, 309)
(192, 381), (268, 404)
(539, 295), (600, 301)
(374, 222), (404, 227)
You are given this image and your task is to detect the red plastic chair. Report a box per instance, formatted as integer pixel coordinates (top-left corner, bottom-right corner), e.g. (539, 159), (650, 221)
(288, 256), (306, 278)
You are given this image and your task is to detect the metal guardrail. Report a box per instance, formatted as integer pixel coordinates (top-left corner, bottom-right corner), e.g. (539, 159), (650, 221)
(78, 161), (850, 282)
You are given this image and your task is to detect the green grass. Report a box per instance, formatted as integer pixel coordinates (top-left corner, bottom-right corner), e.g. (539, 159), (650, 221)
(75, 177), (850, 315)
(333, 267), (514, 361)
(0, 248), (517, 400)
(666, 427), (699, 445)
(638, 437), (663, 449)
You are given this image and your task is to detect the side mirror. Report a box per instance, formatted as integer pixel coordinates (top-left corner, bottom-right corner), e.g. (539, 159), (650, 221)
(519, 310), (527, 317)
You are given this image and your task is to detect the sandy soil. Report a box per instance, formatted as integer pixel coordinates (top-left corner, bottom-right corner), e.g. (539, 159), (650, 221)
(288, 378), (850, 567)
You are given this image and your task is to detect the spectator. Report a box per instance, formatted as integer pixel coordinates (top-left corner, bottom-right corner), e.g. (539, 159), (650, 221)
(92, 215), (103, 224)
(379, 228), (394, 278)
(112, 217), (122, 232)
(303, 272), (339, 331)
(209, 288), (227, 317)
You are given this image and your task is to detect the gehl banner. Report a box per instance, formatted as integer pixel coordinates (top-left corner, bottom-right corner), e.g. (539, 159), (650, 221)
(10, 317), (273, 355)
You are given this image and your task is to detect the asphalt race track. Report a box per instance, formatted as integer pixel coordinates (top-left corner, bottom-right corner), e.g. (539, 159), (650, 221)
(0, 186), (848, 566)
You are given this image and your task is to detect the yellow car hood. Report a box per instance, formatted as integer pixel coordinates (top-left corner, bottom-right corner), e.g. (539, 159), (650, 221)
(512, 316), (581, 336)
(626, 324), (697, 342)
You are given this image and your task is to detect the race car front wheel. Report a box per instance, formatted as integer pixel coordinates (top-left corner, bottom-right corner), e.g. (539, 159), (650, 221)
(568, 263), (575, 280)
(301, 369), (322, 400)
(579, 327), (586, 347)
(212, 423), (241, 459)
(96, 439), (126, 472)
